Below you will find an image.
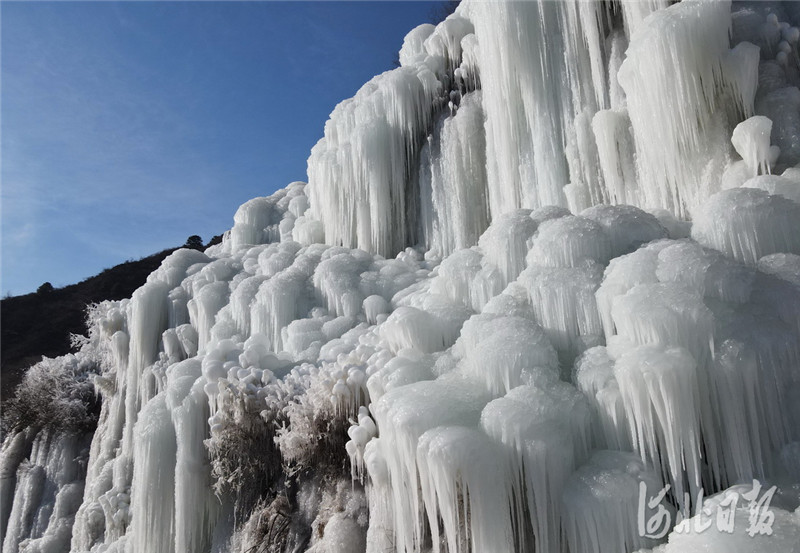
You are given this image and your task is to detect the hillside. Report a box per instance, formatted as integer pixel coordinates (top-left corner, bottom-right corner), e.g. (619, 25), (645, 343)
(0, 235), (222, 402)
(1, 249), (177, 401)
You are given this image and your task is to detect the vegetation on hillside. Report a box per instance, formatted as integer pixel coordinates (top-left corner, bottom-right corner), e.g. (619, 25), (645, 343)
(1, 234), (223, 402)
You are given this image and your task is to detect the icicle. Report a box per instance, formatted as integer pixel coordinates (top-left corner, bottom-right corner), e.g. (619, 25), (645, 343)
(416, 426), (513, 553)
(618, 0), (756, 218)
(619, 0), (670, 37)
(251, 268), (312, 353)
(169, 367), (219, 553)
(0, 430), (35, 542)
(417, 91), (489, 257)
(477, 209), (538, 287)
(573, 346), (631, 451)
(731, 115), (774, 177)
(228, 275), (268, 338)
(592, 110), (640, 206)
(709, 340), (773, 483)
(306, 60), (443, 257)
(692, 188), (800, 265)
(188, 281), (230, 354)
(468, 0), (570, 214)
(714, 311), (800, 473)
(518, 260), (606, 365)
(122, 282), (170, 457)
(614, 344), (704, 513)
(481, 382), (591, 553)
(457, 313), (559, 397)
(368, 374), (491, 553)
(125, 396), (176, 553)
(1, 431), (91, 553)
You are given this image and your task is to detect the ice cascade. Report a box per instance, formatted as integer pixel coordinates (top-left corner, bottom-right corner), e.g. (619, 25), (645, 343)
(3, 1), (800, 553)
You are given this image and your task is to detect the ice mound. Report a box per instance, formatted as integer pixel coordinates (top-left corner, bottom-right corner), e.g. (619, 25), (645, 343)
(456, 313), (558, 396)
(581, 205), (668, 258)
(692, 188), (800, 265)
(758, 252), (800, 287)
(562, 450), (669, 553)
(477, 208), (539, 285)
(741, 174), (800, 202)
(528, 215), (612, 268)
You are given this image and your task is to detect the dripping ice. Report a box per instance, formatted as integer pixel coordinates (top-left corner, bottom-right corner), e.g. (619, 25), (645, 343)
(3, 1), (800, 553)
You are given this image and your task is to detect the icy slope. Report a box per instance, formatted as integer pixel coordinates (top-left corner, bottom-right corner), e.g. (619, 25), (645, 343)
(3, 1), (800, 553)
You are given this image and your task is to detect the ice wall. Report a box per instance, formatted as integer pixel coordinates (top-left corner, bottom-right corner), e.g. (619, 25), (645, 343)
(418, 91), (489, 257)
(618, 1), (758, 218)
(3, 1), (800, 553)
(303, 0), (772, 263)
(1, 431), (92, 553)
(305, 16), (476, 258)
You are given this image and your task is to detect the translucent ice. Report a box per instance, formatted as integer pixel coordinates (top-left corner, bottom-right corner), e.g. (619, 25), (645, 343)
(692, 188), (800, 265)
(614, 345), (704, 511)
(481, 382), (591, 553)
(731, 116), (774, 177)
(562, 450), (668, 553)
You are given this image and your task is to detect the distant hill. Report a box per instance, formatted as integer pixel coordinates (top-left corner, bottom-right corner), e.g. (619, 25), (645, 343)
(1, 235), (222, 402)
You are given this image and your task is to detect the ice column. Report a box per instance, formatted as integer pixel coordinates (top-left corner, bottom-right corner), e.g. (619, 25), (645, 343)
(618, 0), (760, 217)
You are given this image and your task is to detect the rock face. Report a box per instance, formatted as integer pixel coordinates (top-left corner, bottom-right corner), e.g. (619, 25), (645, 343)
(3, 1), (800, 553)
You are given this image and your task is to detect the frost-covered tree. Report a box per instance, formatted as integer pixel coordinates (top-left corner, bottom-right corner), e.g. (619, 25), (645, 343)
(1, 354), (100, 435)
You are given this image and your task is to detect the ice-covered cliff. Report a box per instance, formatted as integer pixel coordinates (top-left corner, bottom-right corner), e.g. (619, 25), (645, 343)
(3, 1), (800, 552)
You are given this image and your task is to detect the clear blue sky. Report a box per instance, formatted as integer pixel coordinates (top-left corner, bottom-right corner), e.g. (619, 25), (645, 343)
(1, 1), (443, 296)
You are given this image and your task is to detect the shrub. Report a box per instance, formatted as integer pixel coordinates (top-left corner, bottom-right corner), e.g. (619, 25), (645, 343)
(206, 397), (282, 524)
(2, 354), (100, 435)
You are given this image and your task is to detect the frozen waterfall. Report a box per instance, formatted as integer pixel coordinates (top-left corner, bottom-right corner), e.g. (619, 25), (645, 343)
(3, 1), (800, 553)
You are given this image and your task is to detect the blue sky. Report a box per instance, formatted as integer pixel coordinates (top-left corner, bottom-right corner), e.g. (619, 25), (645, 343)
(1, 1), (443, 296)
